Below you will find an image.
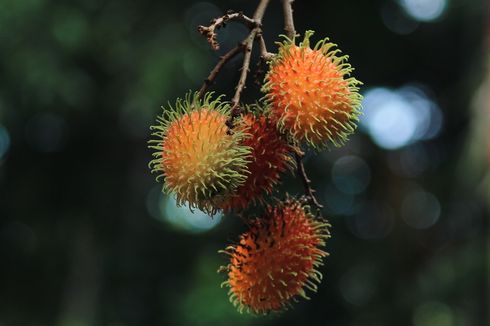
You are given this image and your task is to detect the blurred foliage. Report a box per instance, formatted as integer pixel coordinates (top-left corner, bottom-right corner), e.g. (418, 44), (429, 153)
(0, 0), (488, 325)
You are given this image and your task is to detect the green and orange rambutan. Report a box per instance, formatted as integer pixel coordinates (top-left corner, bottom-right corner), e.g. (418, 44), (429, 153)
(219, 112), (294, 212)
(148, 92), (251, 215)
(263, 30), (363, 149)
(220, 197), (330, 314)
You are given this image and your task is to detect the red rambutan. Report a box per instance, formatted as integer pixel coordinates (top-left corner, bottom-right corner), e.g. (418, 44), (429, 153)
(219, 113), (293, 212)
(220, 197), (330, 314)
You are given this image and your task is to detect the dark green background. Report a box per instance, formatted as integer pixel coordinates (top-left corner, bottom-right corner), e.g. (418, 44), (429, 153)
(0, 0), (488, 325)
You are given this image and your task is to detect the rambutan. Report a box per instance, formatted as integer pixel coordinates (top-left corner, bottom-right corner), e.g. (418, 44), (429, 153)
(263, 30), (363, 148)
(220, 197), (330, 314)
(148, 92), (251, 215)
(219, 112), (293, 212)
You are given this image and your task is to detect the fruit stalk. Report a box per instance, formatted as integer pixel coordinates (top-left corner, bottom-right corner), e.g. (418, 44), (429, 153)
(282, 0), (296, 39)
(281, 0), (324, 215)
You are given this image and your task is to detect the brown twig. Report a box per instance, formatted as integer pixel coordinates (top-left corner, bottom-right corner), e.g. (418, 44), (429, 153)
(198, 11), (257, 50)
(282, 0), (296, 39)
(229, 0), (271, 119)
(252, 32), (272, 87)
(230, 28), (257, 116)
(282, 0), (323, 213)
(257, 32), (273, 61)
(252, 0), (271, 26)
(198, 44), (244, 98)
(198, 0), (272, 120)
(294, 152), (323, 212)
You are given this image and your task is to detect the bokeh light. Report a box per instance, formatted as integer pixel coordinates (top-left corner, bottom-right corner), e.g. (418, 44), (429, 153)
(387, 143), (432, 177)
(400, 0), (448, 22)
(119, 97), (154, 139)
(182, 50), (209, 84)
(381, 1), (419, 35)
(401, 85), (443, 141)
(185, 2), (222, 48)
(0, 125), (11, 160)
(146, 186), (222, 233)
(401, 188), (441, 229)
(347, 202), (394, 240)
(339, 264), (378, 306)
(331, 155), (371, 195)
(324, 184), (364, 216)
(361, 85), (443, 150)
(179, 254), (254, 326)
(50, 7), (89, 50)
(413, 301), (454, 326)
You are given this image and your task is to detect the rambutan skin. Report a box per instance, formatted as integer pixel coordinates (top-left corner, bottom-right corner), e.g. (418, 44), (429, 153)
(148, 92), (251, 215)
(219, 113), (294, 212)
(220, 198), (330, 314)
(263, 30), (363, 149)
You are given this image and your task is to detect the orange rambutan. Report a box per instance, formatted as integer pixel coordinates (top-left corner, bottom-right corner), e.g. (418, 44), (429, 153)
(220, 197), (330, 314)
(263, 30), (363, 148)
(148, 92), (251, 215)
(219, 112), (294, 212)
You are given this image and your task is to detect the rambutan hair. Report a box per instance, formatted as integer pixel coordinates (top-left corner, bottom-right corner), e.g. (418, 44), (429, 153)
(148, 92), (251, 215)
(220, 197), (330, 314)
(219, 111), (294, 212)
(262, 30), (363, 149)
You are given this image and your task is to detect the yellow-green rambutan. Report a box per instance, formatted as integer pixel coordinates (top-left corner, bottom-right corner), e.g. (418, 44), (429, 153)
(220, 197), (330, 314)
(219, 112), (294, 212)
(148, 92), (251, 215)
(263, 30), (363, 149)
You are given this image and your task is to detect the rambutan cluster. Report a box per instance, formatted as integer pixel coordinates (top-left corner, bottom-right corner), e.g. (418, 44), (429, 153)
(148, 26), (362, 315)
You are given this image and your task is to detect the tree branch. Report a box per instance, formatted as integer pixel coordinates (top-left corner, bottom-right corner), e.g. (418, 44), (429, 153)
(229, 0), (271, 122)
(257, 32), (273, 61)
(282, 0), (296, 39)
(198, 44), (244, 98)
(282, 0), (323, 214)
(198, 11), (257, 50)
(295, 152), (323, 212)
(252, 0), (270, 24)
(230, 28), (257, 116)
(198, 0), (271, 123)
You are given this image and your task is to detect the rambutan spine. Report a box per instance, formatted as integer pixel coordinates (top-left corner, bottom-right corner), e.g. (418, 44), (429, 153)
(219, 109), (295, 212)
